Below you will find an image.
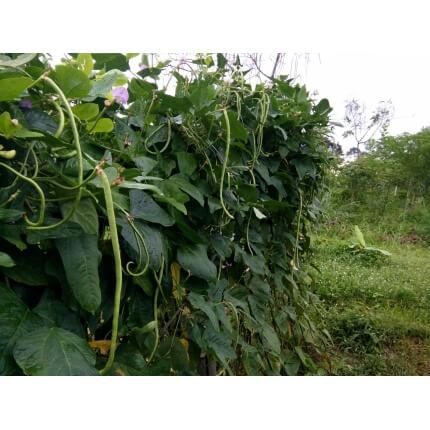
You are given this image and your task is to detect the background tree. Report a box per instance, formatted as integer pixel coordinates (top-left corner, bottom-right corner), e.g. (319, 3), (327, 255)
(343, 99), (394, 158)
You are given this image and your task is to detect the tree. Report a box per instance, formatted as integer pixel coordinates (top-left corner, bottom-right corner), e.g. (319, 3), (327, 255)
(343, 99), (394, 158)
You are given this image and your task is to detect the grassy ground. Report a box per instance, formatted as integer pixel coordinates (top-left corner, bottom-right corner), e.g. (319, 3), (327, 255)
(310, 223), (430, 375)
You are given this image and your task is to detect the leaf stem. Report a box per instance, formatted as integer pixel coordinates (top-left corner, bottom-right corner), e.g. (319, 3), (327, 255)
(0, 162), (45, 226)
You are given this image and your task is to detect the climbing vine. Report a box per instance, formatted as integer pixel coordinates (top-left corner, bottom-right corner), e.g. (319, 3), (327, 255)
(0, 53), (332, 375)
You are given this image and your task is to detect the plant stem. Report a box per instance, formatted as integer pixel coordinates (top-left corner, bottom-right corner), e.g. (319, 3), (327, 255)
(28, 75), (84, 230)
(0, 162), (45, 227)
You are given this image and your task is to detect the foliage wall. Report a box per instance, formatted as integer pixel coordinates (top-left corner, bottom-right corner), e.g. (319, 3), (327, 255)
(0, 53), (332, 375)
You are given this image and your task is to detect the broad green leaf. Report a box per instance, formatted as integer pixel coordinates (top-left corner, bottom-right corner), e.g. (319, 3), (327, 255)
(0, 208), (23, 222)
(222, 110), (248, 141)
(55, 234), (102, 313)
(237, 184), (259, 203)
(177, 244), (217, 281)
(291, 158), (316, 180)
(0, 224), (27, 250)
(33, 292), (84, 337)
(283, 351), (301, 376)
(110, 342), (171, 376)
(260, 321), (281, 355)
(13, 327), (98, 376)
(176, 152), (197, 176)
(76, 53), (93, 77)
(188, 292), (219, 331)
(92, 53), (128, 72)
(61, 198), (99, 235)
(354, 225), (366, 248)
(130, 189), (174, 227)
(133, 156), (157, 175)
(0, 77), (33, 101)
(0, 111), (20, 138)
(129, 78), (156, 99)
(0, 252), (15, 267)
(170, 176), (204, 206)
(23, 109), (58, 134)
(89, 69), (126, 98)
(314, 98), (332, 115)
(2, 248), (55, 286)
(189, 80), (216, 111)
(202, 323), (236, 366)
(120, 219), (165, 271)
(0, 283), (45, 375)
(26, 220), (84, 244)
(53, 65), (91, 98)
(72, 103), (99, 121)
(87, 118), (113, 133)
(155, 94), (192, 114)
(0, 53), (37, 68)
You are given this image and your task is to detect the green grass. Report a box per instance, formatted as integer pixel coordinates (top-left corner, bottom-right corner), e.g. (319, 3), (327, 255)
(310, 224), (430, 375)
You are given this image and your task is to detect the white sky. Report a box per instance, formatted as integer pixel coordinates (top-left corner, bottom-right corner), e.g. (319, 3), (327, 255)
(283, 53), (430, 151)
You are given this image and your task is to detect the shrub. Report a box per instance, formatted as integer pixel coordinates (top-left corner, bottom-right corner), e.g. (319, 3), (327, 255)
(0, 53), (332, 375)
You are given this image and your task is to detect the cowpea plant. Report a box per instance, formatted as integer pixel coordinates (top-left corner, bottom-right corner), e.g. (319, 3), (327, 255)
(0, 53), (332, 375)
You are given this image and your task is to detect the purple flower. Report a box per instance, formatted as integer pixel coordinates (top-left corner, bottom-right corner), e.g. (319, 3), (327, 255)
(112, 87), (129, 105)
(19, 99), (32, 109)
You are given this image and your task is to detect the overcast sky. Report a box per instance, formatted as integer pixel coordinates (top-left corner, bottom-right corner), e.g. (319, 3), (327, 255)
(288, 53), (430, 151)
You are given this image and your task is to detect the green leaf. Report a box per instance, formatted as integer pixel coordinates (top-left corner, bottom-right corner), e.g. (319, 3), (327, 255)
(189, 80), (216, 111)
(0, 252), (15, 267)
(0, 208), (23, 222)
(133, 156), (157, 175)
(23, 109), (58, 134)
(72, 103), (99, 121)
(0, 53), (37, 68)
(283, 351), (301, 375)
(203, 323), (236, 365)
(188, 292), (219, 331)
(93, 54), (128, 72)
(61, 198), (99, 235)
(33, 292), (83, 336)
(0, 283), (45, 375)
(354, 225), (366, 248)
(314, 98), (331, 115)
(260, 321), (281, 355)
(13, 327), (98, 376)
(2, 248), (54, 286)
(176, 152), (197, 176)
(177, 244), (217, 281)
(170, 176), (204, 206)
(88, 69), (127, 99)
(222, 110), (248, 141)
(0, 77), (33, 101)
(53, 65), (91, 98)
(26, 219), (84, 244)
(0, 111), (20, 138)
(291, 158), (316, 180)
(130, 189), (174, 227)
(55, 234), (102, 313)
(87, 118), (113, 133)
(120, 219), (165, 271)
(76, 53), (93, 77)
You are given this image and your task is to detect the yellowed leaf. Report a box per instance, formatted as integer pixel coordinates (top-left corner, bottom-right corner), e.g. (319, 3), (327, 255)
(88, 340), (111, 356)
(171, 262), (181, 287)
(180, 338), (189, 352)
(171, 261), (182, 300)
